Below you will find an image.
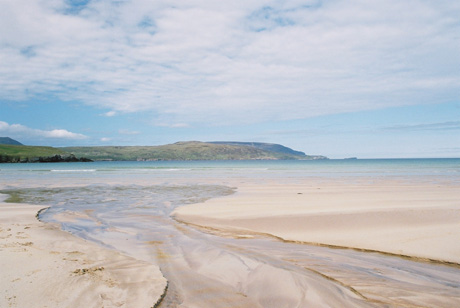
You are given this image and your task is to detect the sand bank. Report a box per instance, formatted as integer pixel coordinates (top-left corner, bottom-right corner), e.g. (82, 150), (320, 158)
(173, 181), (460, 264)
(0, 202), (167, 308)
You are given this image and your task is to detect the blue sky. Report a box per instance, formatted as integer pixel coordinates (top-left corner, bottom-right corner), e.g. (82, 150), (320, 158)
(1, 0), (459, 158)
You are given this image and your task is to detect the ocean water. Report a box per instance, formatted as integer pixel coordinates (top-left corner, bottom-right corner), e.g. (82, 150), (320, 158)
(1, 159), (459, 307)
(1, 158), (459, 181)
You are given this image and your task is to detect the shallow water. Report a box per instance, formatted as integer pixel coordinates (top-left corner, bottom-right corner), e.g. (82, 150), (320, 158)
(1, 160), (459, 307)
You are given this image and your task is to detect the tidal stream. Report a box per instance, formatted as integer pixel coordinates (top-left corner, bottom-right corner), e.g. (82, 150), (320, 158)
(2, 183), (459, 308)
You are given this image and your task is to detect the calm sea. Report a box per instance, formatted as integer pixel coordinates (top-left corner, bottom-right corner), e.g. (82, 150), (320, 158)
(1, 158), (459, 181)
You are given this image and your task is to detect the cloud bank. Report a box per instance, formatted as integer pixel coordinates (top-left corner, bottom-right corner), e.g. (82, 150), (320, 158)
(1, 0), (459, 126)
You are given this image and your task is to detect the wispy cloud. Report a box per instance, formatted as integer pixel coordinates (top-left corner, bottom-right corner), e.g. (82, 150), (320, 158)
(0, 121), (87, 140)
(384, 121), (460, 131)
(118, 129), (140, 135)
(156, 123), (190, 128)
(0, 0), (459, 125)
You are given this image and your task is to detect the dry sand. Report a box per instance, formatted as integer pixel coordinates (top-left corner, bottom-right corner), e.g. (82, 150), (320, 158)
(173, 180), (460, 264)
(0, 202), (167, 308)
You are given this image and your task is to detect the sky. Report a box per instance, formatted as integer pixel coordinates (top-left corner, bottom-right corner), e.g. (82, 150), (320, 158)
(0, 0), (459, 158)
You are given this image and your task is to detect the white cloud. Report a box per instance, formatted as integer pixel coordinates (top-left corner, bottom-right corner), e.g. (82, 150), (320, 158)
(103, 111), (117, 117)
(100, 137), (111, 142)
(156, 123), (190, 128)
(0, 121), (87, 140)
(118, 129), (140, 135)
(0, 0), (459, 125)
(44, 129), (86, 139)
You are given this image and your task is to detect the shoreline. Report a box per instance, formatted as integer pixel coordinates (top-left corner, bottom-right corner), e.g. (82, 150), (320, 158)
(173, 180), (460, 264)
(0, 202), (167, 308)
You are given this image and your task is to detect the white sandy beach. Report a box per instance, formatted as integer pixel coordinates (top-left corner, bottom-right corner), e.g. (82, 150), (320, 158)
(174, 180), (460, 264)
(2, 171), (460, 308)
(0, 202), (167, 308)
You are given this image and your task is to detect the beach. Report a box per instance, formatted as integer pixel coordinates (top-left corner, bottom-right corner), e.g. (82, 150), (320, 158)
(0, 202), (167, 308)
(174, 179), (460, 264)
(1, 159), (460, 307)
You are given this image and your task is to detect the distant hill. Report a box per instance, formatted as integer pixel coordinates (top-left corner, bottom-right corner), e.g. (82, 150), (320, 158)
(210, 141), (306, 157)
(0, 137), (23, 145)
(62, 141), (327, 161)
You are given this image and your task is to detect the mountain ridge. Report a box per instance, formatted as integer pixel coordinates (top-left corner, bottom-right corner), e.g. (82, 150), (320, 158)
(63, 141), (327, 161)
(209, 141), (306, 156)
(0, 139), (327, 162)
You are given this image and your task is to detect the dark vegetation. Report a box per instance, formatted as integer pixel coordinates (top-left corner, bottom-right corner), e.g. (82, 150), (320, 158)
(0, 138), (92, 163)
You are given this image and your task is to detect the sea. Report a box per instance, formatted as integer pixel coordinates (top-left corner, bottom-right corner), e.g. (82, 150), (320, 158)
(1, 158), (459, 181)
(1, 158), (459, 307)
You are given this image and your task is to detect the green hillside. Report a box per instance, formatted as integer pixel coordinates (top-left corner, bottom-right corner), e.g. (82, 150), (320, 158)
(1, 145), (66, 158)
(210, 141), (306, 156)
(0, 145), (90, 163)
(62, 141), (325, 161)
(1, 141), (326, 162)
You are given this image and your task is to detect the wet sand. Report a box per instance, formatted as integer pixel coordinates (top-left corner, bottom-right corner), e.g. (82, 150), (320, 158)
(173, 180), (460, 264)
(0, 202), (167, 308)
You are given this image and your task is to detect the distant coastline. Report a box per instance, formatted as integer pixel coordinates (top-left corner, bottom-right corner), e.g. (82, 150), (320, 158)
(1, 138), (327, 163)
(0, 154), (92, 163)
(62, 141), (328, 161)
(0, 138), (93, 163)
